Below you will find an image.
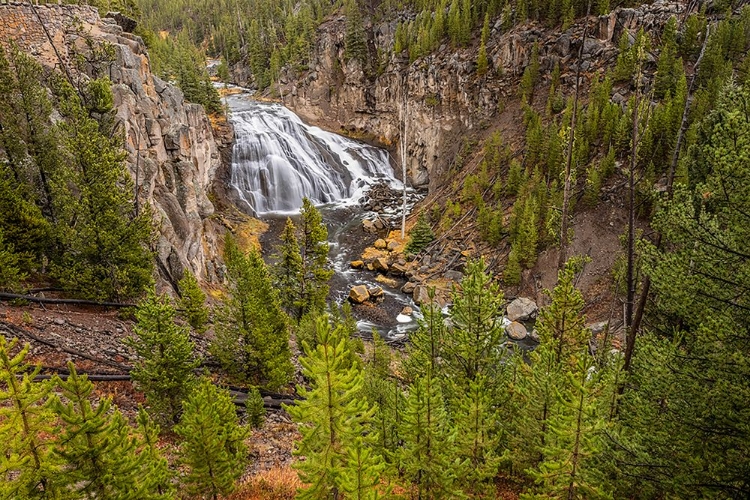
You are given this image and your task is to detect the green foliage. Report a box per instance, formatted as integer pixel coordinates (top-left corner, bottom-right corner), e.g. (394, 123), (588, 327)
(299, 198), (334, 320)
(629, 82), (750, 497)
(135, 409), (176, 499)
(178, 270), (209, 333)
(521, 355), (611, 500)
(287, 315), (384, 499)
(0, 229), (25, 291)
(245, 386), (266, 429)
(272, 217), (305, 321)
(443, 258), (506, 388)
(51, 363), (147, 499)
(212, 236), (293, 390)
(50, 76), (154, 301)
(175, 377), (249, 499)
(0, 337), (61, 499)
(127, 290), (199, 427)
(0, 46), (153, 301)
(504, 246), (522, 285)
(476, 13), (490, 75)
(406, 213), (435, 254)
(345, 0), (368, 65)
(398, 375), (463, 499)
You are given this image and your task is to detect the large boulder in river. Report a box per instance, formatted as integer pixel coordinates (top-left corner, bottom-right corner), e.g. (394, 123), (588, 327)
(374, 238), (387, 249)
(373, 257), (389, 272)
(401, 282), (416, 294)
(507, 297), (539, 322)
(506, 321), (528, 340)
(349, 285), (370, 304)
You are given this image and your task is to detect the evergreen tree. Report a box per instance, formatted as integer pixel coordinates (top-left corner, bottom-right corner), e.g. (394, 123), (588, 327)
(522, 356), (611, 500)
(345, 0), (368, 64)
(452, 376), (502, 497)
(212, 236), (293, 390)
(402, 289), (446, 382)
(245, 386), (266, 429)
(476, 13), (490, 76)
(398, 375), (463, 499)
(653, 17), (681, 99)
(504, 246), (522, 285)
(287, 315), (384, 499)
(51, 76), (153, 301)
(178, 270), (209, 334)
(405, 213), (435, 254)
(0, 337), (61, 499)
(536, 259), (590, 366)
(175, 377), (249, 500)
(627, 82), (750, 497)
(0, 229), (25, 291)
(299, 198), (334, 320)
(272, 217), (305, 320)
(51, 363), (145, 499)
(126, 290), (199, 427)
(443, 258), (506, 389)
(135, 409), (175, 500)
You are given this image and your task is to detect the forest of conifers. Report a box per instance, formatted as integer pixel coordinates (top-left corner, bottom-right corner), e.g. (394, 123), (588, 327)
(1, 0), (749, 498)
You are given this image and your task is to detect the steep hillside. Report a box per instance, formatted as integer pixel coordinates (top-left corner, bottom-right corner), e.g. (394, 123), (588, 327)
(0, 2), (228, 289)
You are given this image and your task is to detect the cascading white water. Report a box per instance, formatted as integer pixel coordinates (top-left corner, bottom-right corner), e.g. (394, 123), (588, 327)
(227, 97), (397, 214)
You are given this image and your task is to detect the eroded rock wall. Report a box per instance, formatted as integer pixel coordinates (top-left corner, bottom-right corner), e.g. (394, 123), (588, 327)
(0, 2), (225, 286)
(282, 0), (683, 192)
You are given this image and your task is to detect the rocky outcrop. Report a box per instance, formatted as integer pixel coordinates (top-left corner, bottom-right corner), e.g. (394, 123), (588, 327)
(281, 1), (683, 192)
(0, 2), (226, 286)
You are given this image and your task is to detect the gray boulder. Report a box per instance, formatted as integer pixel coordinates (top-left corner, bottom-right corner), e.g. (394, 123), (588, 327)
(506, 297), (539, 322)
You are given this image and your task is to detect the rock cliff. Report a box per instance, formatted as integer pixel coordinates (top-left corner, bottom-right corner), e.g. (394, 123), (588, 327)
(0, 2), (226, 287)
(281, 0), (683, 192)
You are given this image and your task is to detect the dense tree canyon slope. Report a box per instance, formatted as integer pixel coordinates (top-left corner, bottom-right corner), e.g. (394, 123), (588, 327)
(0, 0), (749, 498)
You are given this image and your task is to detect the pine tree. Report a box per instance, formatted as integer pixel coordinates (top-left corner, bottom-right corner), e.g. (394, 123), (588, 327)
(476, 13), (490, 76)
(175, 377), (249, 500)
(51, 76), (153, 301)
(443, 258), (506, 389)
(287, 315), (384, 499)
(178, 270), (209, 334)
(405, 213), (435, 254)
(51, 363), (145, 499)
(0, 337), (61, 499)
(345, 0), (368, 64)
(504, 246), (522, 285)
(212, 235), (293, 390)
(0, 229), (25, 291)
(536, 259), (590, 366)
(654, 17), (681, 99)
(452, 376), (502, 497)
(299, 198), (334, 320)
(245, 386), (266, 429)
(135, 409), (175, 500)
(402, 290), (446, 382)
(272, 217), (305, 321)
(398, 375), (463, 499)
(126, 290), (199, 427)
(521, 356), (611, 500)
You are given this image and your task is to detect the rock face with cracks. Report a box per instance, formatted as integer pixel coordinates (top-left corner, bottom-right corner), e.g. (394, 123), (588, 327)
(0, 3), (226, 289)
(278, 1), (683, 192)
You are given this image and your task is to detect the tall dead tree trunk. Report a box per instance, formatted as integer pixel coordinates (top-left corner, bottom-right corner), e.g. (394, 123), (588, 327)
(558, 1), (592, 271)
(630, 25), (712, 342)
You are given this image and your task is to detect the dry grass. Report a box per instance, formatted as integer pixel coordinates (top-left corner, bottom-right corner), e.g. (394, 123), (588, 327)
(228, 467), (300, 500)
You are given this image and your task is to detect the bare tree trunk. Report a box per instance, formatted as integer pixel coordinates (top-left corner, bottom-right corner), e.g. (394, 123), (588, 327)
(401, 80), (408, 239)
(558, 1), (592, 271)
(630, 25), (712, 340)
(622, 55), (644, 374)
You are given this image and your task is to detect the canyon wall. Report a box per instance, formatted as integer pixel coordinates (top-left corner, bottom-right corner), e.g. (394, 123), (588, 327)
(282, 0), (684, 192)
(0, 2), (226, 286)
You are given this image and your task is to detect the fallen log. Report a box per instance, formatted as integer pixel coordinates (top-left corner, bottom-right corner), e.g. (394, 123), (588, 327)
(0, 292), (136, 308)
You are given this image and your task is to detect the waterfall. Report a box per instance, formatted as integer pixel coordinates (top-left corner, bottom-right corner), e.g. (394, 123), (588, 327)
(228, 98), (397, 214)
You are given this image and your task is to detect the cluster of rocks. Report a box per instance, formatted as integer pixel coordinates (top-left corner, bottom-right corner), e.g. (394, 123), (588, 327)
(504, 297), (540, 342)
(348, 284), (385, 304)
(359, 182), (424, 228)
